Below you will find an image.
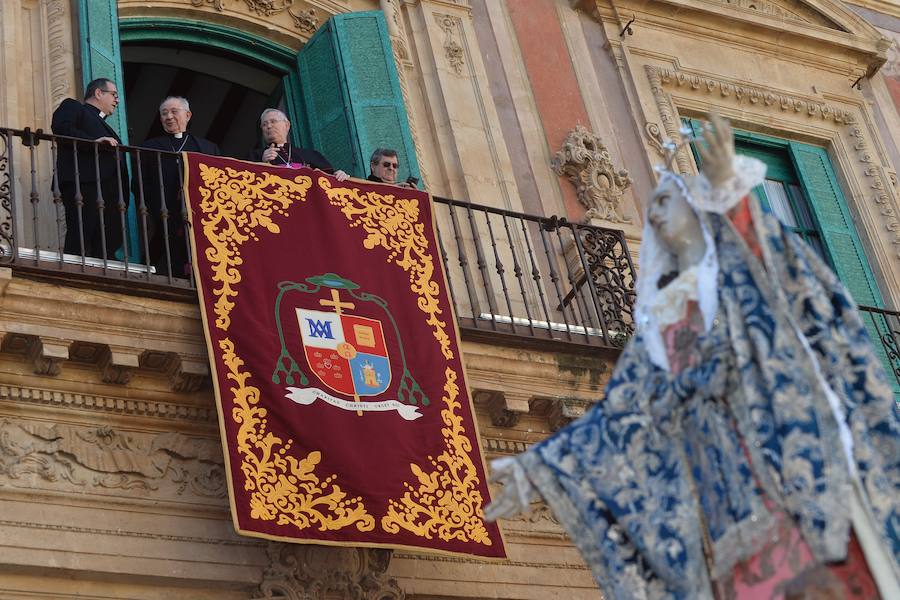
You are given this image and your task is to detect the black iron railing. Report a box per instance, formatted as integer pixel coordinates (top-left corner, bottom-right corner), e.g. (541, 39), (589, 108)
(858, 305), (900, 392)
(433, 197), (635, 348)
(0, 126), (637, 348)
(0, 126), (195, 288)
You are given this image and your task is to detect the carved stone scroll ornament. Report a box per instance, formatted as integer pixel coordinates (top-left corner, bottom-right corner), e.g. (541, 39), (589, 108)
(434, 14), (465, 76)
(254, 543), (404, 600)
(189, 0), (319, 32)
(551, 125), (633, 224)
(0, 420), (226, 498)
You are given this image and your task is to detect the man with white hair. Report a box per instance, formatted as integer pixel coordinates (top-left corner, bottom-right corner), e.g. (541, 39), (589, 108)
(247, 108), (349, 181)
(135, 96), (220, 277)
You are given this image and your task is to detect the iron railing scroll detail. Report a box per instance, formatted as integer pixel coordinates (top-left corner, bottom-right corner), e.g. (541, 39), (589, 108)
(0, 128), (16, 261)
(858, 305), (900, 395)
(431, 197), (636, 349)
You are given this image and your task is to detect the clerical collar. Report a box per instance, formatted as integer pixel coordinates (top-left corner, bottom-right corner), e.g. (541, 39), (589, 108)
(98, 111), (107, 119)
(169, 132), (190, 153)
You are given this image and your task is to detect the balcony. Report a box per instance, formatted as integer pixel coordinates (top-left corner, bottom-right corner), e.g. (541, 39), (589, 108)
(0, 126), (636, 351)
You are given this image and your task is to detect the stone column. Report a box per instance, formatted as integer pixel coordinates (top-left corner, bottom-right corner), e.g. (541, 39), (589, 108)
(398, 0), (522, 211)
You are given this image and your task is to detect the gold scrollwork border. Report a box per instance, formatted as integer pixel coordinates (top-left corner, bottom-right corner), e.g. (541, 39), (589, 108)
(197, 164), (373, 533)
(381, 366), (492, 545)
(195, 165), (492, 546)
(319, 179), (491, 545)
(197, 163), (313, 331)
(319, 179), (454, 360)
(219, 337), (374, 531)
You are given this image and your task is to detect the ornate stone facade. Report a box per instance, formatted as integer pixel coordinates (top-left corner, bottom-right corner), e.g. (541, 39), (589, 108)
(1, 0), (900, 597)
(552, 125), (633, 224)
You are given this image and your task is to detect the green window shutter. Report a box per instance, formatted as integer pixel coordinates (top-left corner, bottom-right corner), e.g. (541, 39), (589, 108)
(295, 11), (420, 181)
(78, 0), (139, 258)
(77, 0), (129, 143)
(789, 143), (882, 307)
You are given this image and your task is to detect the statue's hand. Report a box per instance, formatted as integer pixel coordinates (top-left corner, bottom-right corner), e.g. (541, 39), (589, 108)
(483, 456), (540, 522)
(696, 112), (735, 189)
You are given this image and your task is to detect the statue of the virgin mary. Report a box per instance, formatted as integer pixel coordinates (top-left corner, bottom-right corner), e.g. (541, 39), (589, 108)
(485, 115), (899, 599)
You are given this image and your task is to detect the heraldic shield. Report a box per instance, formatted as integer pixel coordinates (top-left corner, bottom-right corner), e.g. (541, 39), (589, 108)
(297, 308), (391, 398)
(273, 273), (428, 421)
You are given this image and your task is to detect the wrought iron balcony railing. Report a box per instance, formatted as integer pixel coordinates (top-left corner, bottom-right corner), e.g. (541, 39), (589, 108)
(858, 305), (900, 394)
(0, 126), (637, 349)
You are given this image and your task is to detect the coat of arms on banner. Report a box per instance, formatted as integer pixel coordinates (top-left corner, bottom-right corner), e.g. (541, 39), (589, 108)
(273, 273), (428, 421)
(185, 155), (504, 558)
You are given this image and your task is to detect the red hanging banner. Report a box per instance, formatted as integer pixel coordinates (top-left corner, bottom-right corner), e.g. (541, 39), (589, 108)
(184, 154), (505, 559)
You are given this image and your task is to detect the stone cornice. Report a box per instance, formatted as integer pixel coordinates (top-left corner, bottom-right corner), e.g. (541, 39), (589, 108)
(577, 0), (889, 75)
(0, 382), (217, 424)
(845, 0), (900, 20)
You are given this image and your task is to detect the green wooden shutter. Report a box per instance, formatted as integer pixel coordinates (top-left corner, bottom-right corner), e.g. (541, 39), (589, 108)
(78, 0), (139, 258)
(295, 11), (420, 182)
(77, 0), (128, 143)
(789, 143), (882, 307)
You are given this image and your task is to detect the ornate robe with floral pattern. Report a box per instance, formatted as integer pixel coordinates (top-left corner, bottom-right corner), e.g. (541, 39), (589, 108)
(518, 200), (899, 599)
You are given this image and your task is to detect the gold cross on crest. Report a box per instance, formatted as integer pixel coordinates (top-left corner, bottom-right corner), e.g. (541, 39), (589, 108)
(319, 289), (355, 315)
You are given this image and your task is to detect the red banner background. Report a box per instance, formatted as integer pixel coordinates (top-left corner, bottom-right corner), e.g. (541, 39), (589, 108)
(185, 153), (505, 559)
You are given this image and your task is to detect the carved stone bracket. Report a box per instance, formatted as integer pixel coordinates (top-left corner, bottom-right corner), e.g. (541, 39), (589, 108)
(99, 346), (141, 385)
(140, 350), (211, 392)
(26, 336), (71, 376)
(476, 389), (531, 428)
(551, 125), (633, 224)
(254, 543), (404, 600)
(1, 332), (70, 376)
(169, 355), (211, 393)
(546, 397), (590, 432)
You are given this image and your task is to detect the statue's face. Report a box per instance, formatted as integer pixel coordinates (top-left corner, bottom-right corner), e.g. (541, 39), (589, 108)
(648, 178), (699, 251)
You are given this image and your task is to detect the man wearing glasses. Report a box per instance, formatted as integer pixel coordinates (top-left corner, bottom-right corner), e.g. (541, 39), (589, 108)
(367, 148), (417, 188)
(248, 108), (349, 181)
(51, 78), (129, 259)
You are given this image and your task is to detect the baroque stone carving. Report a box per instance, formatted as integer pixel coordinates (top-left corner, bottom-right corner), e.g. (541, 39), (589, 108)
(254, 543), (404, 600)
(189, 0), (319, 32)
(45, 0), (73, 110)
(434, 14), (465, 76)
(0, 420), (226, 499)
(551, 125), (633, 224)
(644, 64), (900, 260)
(644, 121), (666, 158)
(719, 0), (834, 28)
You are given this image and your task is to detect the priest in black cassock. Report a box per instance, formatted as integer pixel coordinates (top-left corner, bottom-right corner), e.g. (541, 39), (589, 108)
(51, 78), (130, 259)
(134, 96), (220, 278)
(246, 108), (350, 181)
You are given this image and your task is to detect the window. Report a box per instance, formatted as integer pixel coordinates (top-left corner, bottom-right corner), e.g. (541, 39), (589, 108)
(735, 141), (829, 262)
(685, 119), (883, 310)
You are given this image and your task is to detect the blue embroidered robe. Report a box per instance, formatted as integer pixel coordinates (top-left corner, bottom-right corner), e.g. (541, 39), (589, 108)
(518, 203), (900, 599)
